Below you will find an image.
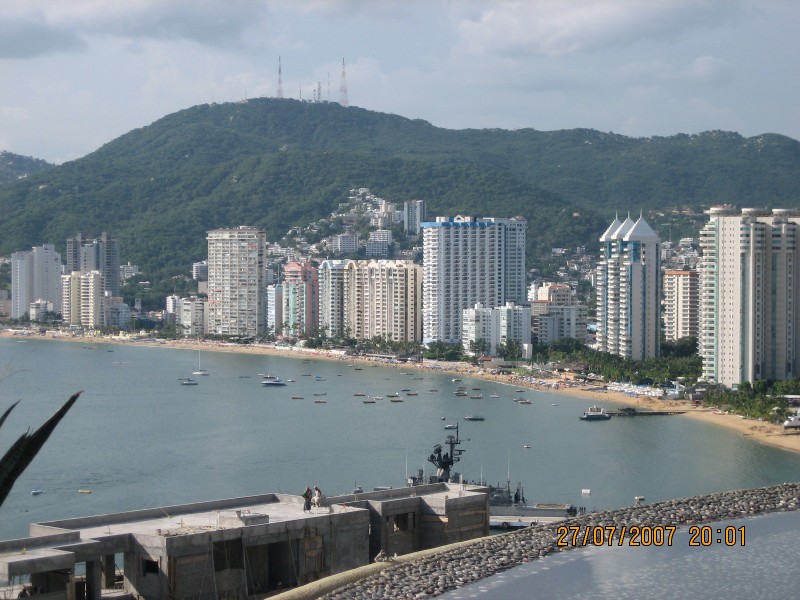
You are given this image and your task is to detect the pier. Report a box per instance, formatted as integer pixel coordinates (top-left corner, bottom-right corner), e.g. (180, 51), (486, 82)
(606, 409), (686, 416)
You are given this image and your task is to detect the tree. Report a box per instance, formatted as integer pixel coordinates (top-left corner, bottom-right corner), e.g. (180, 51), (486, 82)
(0, 392), (81, 508)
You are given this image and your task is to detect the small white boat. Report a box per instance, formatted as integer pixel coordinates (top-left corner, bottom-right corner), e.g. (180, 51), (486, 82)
(261, 378), (287, 386)
(179, 378), (198, 386)
(523, 444), (531, 449)
(193, 351), (209, 376)
(31, 489), (44, 496)
(464, 415), (485, 421)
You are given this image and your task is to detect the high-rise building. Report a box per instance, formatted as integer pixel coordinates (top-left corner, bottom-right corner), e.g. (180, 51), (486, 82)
(595, 214), (660, 360)
(177, 297), (207, 337)
(663, 270), (699, 342)
(266, 284), (283, 338)
(421, 215), (527, 343)
(318, 260), (347, 338)
(282, 261), (318, 338)
(11, 244), (62, 318)
(61, 270), (105, 329)
(206, 227), (266, 338)
(66, 232), (120, 296)
(699, 207), (800, 387)
(342, 260), (422, 343)
(403, 200), (425, 236)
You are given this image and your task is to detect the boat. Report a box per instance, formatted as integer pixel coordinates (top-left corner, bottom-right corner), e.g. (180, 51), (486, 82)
(452, 378), (462, 382)
(78, 489), (92, 494)
(386, 392), (400, 398)
(192, 351), (209, 376)
(354, 393), (366, 397)
(406, 391), (419, 396)
(178, 378), (198, 386)
(261, 378), (287, 386)
(31, 489), (43, 496)
(523, 444), (531, 449)
(371, 396), (383, 401)
(516, 399), (532, 405)
(314, 399), (327, 404)
(444, 424), (458, 430)
(464, 415), (485, 421)
(390, 398), (404, 403)
(313, 393), (327, 396)
(362, 399), (376, 404)
(489, 394), (499, 398)
(405, 425), (577, 526)
(580, 405), (611, 421)
(469, 394), (483, 399)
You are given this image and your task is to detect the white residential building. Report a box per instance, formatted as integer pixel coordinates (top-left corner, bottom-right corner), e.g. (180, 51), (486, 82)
(421, 215), (527, 343)
(663, 270), (699, 342)
(331, 233), (359, 255)
(206, 226), (266, 338)
(266, 284), (283, 338)
(177, 297), (207, 337)
(318, 260), (347, 338)
(65, 232), (121, 296)
(342, 260), (422, 342)
(403, 200), (425, 236)
(699, 207), (800, 387)
(61, 270), (106, 329)
(595, 214), (661, 360)
(461, 302), (532, 357)
(11, 244), (62, 318)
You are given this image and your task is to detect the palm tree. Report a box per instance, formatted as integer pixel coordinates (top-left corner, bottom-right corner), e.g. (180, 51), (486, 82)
(0, 391), (81, 508)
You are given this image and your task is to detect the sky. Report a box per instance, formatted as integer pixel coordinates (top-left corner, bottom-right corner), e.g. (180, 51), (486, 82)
(2, 0), (799, 164)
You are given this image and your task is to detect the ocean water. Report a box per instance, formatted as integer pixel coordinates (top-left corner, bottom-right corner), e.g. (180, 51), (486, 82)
(1, 337), (800, 540)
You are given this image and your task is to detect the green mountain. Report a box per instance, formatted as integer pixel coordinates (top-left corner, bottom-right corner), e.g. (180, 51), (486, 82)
(1, 98), (798, 275)
(0, 151), (54, 185)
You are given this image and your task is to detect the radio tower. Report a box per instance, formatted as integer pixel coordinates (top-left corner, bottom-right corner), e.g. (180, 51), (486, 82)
(339, 58), (349, 107)
(277, 56), (284, 99)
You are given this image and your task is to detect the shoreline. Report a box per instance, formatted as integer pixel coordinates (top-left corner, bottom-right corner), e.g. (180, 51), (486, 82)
(5, 329), (800, 454)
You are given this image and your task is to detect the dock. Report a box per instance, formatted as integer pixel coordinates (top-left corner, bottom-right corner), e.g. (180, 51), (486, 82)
(606, 410), (686, 416)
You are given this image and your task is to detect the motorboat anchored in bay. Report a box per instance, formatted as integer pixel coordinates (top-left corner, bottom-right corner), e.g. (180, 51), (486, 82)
(580, 405), (611, 421)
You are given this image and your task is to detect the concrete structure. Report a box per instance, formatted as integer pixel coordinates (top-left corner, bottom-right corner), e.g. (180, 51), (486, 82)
(0, 289), (12, 318)
(192, 260), (208, 281)
(595, 214), (661, 360)
(177, 296), (207, 337)
(699, 207), (800, 387)
(206, 227), (266, 338)
(343, 259), (423, 342)
(61, 271), (106, 329)
(421, 215), (527, 344)
(331, 233), (359, 256)
(119, 262), (139, 281)
(403, 199), (425, 236)
(663, 269), (699, 342)
(532, 303), (589, 345)
(318, 260), (347, 338)
(65, 233), (121, 296)
(266, 284), (283, 338)
(461, 302), (532, 357)
(11, 244), (62, 318)
(282, 261), (318, 338)
(0, 485), (488, 600)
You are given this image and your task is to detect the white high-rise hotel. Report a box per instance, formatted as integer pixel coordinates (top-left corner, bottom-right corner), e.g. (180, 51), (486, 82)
(595, 214), (660, 360)
(421, 215), (526, 343)
(699, 207), (800, 388)
(207, 227), (266, 337)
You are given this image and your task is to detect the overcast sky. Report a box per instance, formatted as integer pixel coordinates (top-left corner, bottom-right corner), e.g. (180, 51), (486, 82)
(2, 0), (799, 164)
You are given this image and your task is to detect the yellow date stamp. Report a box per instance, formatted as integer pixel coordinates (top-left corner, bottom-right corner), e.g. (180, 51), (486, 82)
(555, 524), (746, 547)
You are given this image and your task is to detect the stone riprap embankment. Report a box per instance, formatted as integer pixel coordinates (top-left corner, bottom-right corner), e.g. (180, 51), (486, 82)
(315, 482), (800, 599)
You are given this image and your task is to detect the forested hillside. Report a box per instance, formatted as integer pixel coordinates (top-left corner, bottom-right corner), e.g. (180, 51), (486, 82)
(1, 98), (798, 274)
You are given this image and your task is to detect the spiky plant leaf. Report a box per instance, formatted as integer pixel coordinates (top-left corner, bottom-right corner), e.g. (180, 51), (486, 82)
(0, 392), (81, 508)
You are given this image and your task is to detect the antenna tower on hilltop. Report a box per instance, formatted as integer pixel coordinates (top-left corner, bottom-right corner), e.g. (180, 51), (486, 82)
(277, 56), (284, 99)
(339, 58), (349, 107)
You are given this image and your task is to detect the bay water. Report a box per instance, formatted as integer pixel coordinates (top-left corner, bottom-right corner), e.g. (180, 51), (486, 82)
(2, 337), (799, 540)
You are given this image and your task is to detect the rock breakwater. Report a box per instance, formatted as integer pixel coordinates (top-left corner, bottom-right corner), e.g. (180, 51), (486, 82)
(320, 482), (800, 599)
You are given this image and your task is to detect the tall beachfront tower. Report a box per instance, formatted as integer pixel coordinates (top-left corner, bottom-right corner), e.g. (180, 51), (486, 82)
(595, 213), (660, 360)
(699, 207), (800, 388)
(11, 244), (63, 318)
(206, 226), (266, 338)
(282, 261), (319, 338)
(65, 232), (120, 296)
(421, 215), (526, 344)
(342, 259), (423, 343)
(318, 260), (347, 339)
(663, 269), (699, 342)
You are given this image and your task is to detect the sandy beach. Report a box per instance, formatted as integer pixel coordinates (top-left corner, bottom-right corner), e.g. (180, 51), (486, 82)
(5, 329), (800, 454)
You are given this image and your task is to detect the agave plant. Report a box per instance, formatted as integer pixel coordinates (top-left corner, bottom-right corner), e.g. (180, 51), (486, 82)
(0, 391), (81, 508)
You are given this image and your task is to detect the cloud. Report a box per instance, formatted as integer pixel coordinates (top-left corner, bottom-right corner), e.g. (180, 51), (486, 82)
(454, 0), (740, 57)
(0, 0), (270, 59)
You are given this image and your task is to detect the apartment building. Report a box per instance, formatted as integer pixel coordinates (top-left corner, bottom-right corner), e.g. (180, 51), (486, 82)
(595, 214), (660, 360)
(699, 207), (800, 387)
(663, 270), (699, 342)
